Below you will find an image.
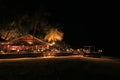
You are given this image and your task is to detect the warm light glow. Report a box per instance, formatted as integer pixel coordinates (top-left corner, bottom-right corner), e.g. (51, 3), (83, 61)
(52, 41), (55, 45)
(28, 41), (33, 44)
(17, 49), (19, 52)
(50, 41), (55, 46)
(7, 45), (10, 48)
(44, 28), (64, 42)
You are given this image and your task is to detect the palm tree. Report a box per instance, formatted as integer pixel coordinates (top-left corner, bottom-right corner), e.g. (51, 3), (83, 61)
(44, 28), (64, 45)
(0, 20), (22, 41)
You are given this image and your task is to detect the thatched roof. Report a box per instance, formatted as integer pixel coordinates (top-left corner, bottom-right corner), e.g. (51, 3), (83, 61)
(8, 34), (49, 45)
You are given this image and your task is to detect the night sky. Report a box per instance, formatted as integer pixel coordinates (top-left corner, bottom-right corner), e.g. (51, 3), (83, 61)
(0, 0), (119, 56)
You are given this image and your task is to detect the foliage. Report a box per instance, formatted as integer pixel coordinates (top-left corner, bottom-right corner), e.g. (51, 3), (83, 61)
(0, 11), (64, 42)
(44, 27), (64, 42)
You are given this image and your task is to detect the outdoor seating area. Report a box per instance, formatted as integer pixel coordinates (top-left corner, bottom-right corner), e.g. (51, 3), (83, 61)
(0, 34), (50, 54)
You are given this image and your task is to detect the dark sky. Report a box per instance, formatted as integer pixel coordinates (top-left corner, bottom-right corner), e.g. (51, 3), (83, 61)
(0, 0), (119, 56)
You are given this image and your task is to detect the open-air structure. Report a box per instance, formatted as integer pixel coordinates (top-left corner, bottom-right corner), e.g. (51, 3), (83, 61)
(0, 34), (50, 54)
